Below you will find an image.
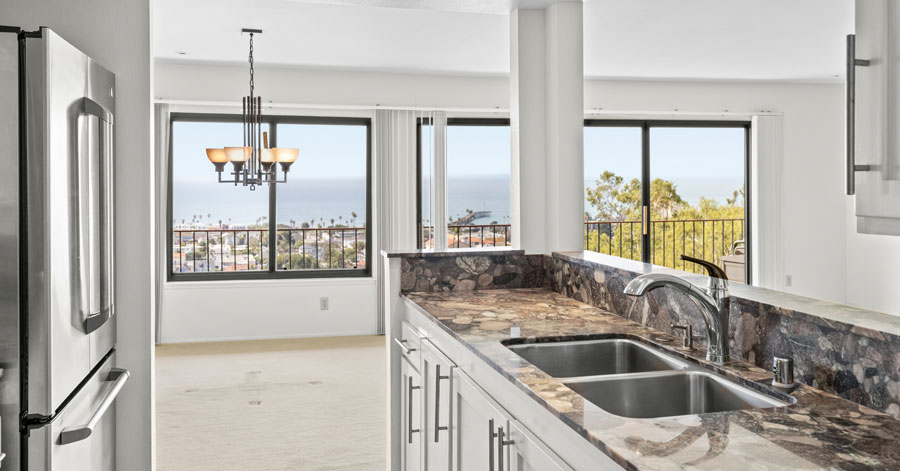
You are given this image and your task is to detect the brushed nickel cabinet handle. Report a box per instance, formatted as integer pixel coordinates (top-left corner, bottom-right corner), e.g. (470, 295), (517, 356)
(408, 376), (420, 444)
(488, 418), (495, 471)
(497, 425), (514, 471)
(394, 337), (416, 355)
(846, 33), (872, 195)
(433, 364), (450, 442)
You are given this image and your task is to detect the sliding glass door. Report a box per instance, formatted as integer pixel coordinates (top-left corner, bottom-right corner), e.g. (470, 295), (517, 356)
(584, 120), (750, 283)
(583, 125), (644, 260)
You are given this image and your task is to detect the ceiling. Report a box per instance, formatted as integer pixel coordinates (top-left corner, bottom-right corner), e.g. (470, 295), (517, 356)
(154, 0), (853, 81)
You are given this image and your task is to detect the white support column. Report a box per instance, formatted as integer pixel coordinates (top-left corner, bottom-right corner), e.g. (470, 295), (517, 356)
(510, 2), (584, 254)
(544, 2), (584, 252)
(510, 9), (547, 253)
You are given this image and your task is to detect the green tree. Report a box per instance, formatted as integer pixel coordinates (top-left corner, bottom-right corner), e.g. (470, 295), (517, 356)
(584, 171), (745, 272)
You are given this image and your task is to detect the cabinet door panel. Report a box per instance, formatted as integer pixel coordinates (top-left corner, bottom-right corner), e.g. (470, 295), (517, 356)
(855, 0), (900, 231)
(506, 420), (573, 471)
(452, 369), (507, 471)
(402, 359), (423, 471)
(422, 341), (455, 471)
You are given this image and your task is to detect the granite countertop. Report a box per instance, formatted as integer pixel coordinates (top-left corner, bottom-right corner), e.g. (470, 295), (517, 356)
(404, 288), (900, 471)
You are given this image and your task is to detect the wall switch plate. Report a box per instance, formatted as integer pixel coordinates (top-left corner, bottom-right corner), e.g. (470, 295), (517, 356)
(785, 275), (793, 287)
(320, 297), (329, 311)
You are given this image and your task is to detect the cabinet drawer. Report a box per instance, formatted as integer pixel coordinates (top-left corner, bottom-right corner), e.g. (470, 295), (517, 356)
(395, 321), (425, 370)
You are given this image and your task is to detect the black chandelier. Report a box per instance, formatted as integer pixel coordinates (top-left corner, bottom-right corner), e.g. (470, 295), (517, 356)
(205, 28), (298, 190)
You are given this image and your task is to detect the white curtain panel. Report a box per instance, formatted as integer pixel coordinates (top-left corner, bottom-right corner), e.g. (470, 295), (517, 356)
(154, 103), (170, 345)
(374, 109), (417, 333)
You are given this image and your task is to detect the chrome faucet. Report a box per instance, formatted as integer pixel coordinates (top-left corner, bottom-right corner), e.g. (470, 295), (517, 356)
(623, 255), (731, 364)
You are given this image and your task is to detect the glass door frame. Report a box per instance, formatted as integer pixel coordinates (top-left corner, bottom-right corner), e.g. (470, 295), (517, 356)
(415, 117), (511, 250)
(584, 119), (752, 283)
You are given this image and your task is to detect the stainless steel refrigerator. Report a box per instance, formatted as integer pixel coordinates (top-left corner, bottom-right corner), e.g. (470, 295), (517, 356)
(0, 26), (127, 471)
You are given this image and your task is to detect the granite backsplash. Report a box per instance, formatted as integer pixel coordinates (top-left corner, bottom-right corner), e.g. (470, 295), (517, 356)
(397, 250), (545, 293)
(545, 251), (900, 419)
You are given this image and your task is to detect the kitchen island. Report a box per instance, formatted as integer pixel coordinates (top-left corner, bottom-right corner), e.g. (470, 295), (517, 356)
(401, 288), (900, 470)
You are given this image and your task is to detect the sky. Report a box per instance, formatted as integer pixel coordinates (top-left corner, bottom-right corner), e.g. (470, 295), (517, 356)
(584, 126), (746, 206)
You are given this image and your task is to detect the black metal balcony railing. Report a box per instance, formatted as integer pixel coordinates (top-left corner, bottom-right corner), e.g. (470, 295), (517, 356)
(171, 227), (366, 274)
(420, 224), (512, 249)
(584, 218), (745, 273)
(172, 219), (742, 275)
(422, 218), (744, 274)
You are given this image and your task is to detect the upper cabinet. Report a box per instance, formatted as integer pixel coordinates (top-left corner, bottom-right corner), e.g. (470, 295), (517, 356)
(851, 0), (900, 235)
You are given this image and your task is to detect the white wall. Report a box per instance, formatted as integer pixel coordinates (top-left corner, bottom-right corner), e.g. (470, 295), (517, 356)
(156, 60), (509, 110)
(0, 2), (155, 470)
(157, 62), (851, 336)
(161, 278), (377, 342)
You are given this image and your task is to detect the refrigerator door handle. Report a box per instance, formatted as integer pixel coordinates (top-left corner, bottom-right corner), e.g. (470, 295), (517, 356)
(79, 96), (114, 334)
(59, 368), (129, 445)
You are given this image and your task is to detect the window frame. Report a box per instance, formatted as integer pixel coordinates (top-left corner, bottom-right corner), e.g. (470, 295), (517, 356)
(167, 112), (373, 282)
(415, 117), (511, 249)
(583, 119), (752, 283)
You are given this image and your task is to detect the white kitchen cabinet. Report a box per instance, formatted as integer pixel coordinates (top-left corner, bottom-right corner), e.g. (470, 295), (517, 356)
(851, 0), (900, 235)
(401, 357), (423, 471)
(506, 420), (574, 471)
(452, 367), (510, 471)
(422, 340), (455, 471)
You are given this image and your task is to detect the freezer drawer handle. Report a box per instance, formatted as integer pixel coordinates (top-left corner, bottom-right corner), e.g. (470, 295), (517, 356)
(59, 368), (130, 445)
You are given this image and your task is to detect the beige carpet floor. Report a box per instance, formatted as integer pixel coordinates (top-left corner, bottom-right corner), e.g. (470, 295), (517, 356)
(156, 336), (386, 471)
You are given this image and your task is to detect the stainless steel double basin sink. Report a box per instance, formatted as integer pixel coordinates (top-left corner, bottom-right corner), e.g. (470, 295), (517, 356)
(506, 338), (790, 419)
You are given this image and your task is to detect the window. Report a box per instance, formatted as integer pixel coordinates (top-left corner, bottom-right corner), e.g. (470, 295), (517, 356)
(417, 118), (511, 249)
(584, 120), (750, 282)
(168, 114), (371, 280)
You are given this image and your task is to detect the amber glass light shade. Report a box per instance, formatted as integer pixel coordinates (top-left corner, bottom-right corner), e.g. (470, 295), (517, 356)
(224, 146), (251, 162)
(273, 148), (299, 163)
(260, 148), (276, 163)
(206, 148), (228, 163)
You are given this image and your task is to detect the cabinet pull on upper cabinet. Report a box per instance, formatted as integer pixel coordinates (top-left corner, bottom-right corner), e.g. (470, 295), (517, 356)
(847, 33), (873, 195)
(433, 364), (450, 443)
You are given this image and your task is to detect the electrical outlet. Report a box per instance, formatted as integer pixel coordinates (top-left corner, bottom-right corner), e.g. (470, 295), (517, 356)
(785, 275), (793, 287)
(320, 297), (329, 311)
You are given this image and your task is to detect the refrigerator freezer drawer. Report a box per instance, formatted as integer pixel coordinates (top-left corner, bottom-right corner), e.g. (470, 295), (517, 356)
(28, 351), (126, 471)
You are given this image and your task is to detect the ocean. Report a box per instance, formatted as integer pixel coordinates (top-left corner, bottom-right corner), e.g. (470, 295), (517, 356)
(173, 176), (739, 227)
(173, 176), (512, 227)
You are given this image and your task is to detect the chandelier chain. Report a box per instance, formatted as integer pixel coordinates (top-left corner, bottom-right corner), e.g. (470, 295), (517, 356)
(248, 33), (254, 96)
